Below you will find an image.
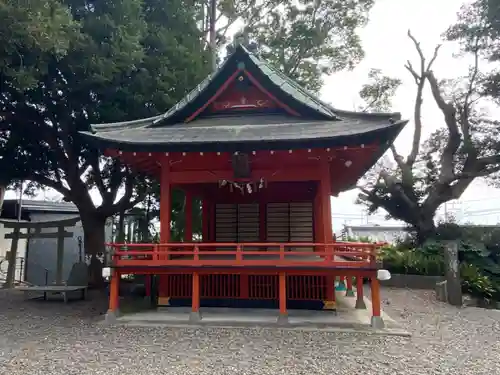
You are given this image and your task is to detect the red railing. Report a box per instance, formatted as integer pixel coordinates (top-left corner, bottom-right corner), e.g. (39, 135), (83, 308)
(107, 242), (378, 268)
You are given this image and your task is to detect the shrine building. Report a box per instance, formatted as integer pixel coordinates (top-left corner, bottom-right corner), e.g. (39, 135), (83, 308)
(79, 44), (407, 328)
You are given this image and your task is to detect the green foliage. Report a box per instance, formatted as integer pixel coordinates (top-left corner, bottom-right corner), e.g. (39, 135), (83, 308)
(344, 235), (373, 243)
(0, 0), (78, 90)
(460, 263), (498, 301)
(379, 224), (500, 301)
(444, 0), (500, 186)
(380, 245), (445, 277)
(241, 0), (374, 92)
(0, 0), (210, 256)
(359, 69), (402, 112)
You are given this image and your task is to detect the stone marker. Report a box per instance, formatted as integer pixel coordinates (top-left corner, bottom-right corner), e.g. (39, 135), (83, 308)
(435, 280), (448, 302)
(443, 241), (462, 306)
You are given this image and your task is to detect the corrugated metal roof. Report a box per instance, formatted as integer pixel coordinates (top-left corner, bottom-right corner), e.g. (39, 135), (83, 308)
(4, 199), (79, 213)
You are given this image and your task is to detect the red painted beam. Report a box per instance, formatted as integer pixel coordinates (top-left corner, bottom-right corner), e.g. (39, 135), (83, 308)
(169, 168), (322, 184)
(110, 266), (378, 278)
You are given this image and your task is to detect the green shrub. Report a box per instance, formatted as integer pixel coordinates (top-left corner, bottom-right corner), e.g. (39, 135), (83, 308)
(378, 239), (500, 302)
(380, 245), (445, 276)
(461, 263), (498, 301)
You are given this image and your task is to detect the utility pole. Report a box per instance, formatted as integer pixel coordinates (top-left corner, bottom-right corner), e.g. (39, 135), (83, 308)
(17, 181), (23, 221)
(209, 0), (217, 72)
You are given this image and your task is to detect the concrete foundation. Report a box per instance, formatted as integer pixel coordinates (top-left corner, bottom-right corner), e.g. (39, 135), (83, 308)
(104, 309), (120, 324)
(189, 311), (201, 323)
(370, 316), (385, 329)
(277, 314), (288, 325)
(355, 298), (367, 309)
(111, 291), (409, 336)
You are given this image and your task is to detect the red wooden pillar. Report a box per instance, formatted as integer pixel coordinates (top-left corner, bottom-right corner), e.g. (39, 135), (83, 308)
(202, 200), (210, 241)
(324, 274), (336, 310)
(184, 191), (193, 242)
(107, 269), (120, 318)
(355, 276), (366, 309)
(313, 187), (324, 252)
(209, 202), (216, 242)
(320, 163), (335, 310)
(319, 162), (333, 247)
(259, 202), (266, 242)
(346, 276), (355, 297)
(371, 276), (381, 316)
(160, 161), (171, 243)
(158, 159), (171, 305)
(278, 272), (287, 323)
(370, 275), (384, 328)
(191, 272), (201, 321)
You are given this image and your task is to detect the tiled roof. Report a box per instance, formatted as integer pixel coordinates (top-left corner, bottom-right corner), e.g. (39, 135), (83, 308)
(80, 113), (406, 153)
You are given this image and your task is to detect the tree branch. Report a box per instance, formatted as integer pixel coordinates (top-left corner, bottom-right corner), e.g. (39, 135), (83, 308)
(31, 173), (71, 199)
(426, 71), (461, 183)
(405, 31), (442, 167)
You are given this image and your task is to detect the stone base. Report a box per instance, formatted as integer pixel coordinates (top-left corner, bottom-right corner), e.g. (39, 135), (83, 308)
(370, 316), (385, 329)
(277, 314), (288, 325)
(104, 309), (120, 324)
(345, 289), (355, 297)
(435, 280), (448, 303)
(355, 297), (367, 309)
(189, 311), (201, 323)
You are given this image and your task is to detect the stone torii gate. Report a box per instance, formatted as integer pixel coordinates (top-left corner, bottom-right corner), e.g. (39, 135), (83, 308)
(1, 217), (80, 288)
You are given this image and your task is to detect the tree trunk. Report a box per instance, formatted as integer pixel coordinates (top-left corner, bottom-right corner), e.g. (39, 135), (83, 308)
(414, 215), (437, 245)
(0, 185), (6, 214)
(80, 212), (107, 288)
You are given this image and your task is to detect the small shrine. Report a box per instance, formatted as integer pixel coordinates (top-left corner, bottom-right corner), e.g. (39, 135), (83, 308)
(80, 43), (408, 327)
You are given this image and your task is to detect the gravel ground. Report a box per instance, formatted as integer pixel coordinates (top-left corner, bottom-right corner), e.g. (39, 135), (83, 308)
(0, 288), (499, 375)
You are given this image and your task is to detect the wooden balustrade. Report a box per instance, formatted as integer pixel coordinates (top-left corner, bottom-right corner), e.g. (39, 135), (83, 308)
(106, 242), (379, 269)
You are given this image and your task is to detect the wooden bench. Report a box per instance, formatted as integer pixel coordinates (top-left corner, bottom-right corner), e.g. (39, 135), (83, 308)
(16, 262), (89, 303)
(16, 285), (87, 303)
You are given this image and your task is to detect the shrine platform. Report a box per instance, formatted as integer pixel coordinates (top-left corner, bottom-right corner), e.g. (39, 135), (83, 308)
(111, 290), (410, 336)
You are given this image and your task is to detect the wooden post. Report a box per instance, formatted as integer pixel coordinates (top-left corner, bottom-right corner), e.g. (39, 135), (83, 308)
(160, 161), (171, 243)
(345, 276), (355, 297)
(190, 272), (201, 322)
(4, 228), (20, 288)
(240, 274), (249, 299)
(355, 276), (366, 309)
(209, 202), (215, 241)
(158, 160), (171, 305)
(319, 162), (333, 260)
(259, 202), (266, 242)
(278, 272), (287, 324)
(313, 188), (324, 252)
(370, 276), (384, 328)
(55, 225), (65, 285)
(444, 240), (462, 306)
(202, 200), (209, 241)
(323, 275), (336, 310)
(105, 269), (120, 322)
(184, 191), (193, 242)
(145, 275), (151, 298)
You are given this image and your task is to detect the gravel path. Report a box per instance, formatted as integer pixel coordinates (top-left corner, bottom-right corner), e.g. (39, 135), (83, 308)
(0, 288), (499, 375)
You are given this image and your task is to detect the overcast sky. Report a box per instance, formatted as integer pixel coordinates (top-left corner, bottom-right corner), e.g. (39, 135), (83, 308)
(7, 0), (500, 231)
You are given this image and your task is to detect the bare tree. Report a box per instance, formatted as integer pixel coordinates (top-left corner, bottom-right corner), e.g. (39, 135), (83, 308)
(358, 31), (500, 244)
